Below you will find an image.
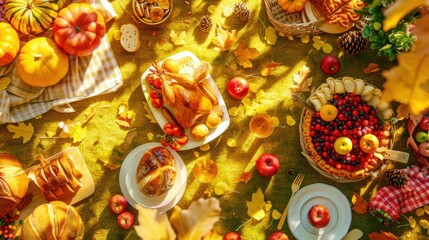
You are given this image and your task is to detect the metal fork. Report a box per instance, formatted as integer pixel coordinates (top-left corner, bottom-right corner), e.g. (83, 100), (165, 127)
(277, 173), (305, 230)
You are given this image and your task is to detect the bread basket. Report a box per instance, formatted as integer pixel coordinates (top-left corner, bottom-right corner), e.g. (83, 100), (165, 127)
(299, 77), (396, 182)
(132, 0), (173, 25)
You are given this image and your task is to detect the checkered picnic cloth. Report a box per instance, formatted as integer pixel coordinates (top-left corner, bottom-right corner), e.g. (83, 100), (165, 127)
(369, 165), (429, 224)
(0, 0), (122, 124)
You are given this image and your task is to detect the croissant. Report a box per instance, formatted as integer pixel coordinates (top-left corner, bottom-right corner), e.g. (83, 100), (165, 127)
(136, 146), (177, 197)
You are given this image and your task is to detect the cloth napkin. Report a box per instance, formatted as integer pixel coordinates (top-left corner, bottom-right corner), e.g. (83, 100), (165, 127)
(0, 0), (122, 124)
(369, 165), (429, 225)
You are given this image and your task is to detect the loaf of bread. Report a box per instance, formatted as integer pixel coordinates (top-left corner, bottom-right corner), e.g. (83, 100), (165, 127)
(32, 153), (83, 203)
(21, 201), (84, 240)
(120, 23), (141, 52)
(136, 146), (177, 197)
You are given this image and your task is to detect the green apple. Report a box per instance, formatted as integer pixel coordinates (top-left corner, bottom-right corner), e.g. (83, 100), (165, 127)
(415, 131), (428, 143)
(334, 137), (353, 155)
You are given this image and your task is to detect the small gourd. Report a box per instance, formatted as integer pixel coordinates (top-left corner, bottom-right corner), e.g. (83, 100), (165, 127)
(0, 22), (20, 67)
(277, 0), (307, 13)
(17, 37), (69, 87)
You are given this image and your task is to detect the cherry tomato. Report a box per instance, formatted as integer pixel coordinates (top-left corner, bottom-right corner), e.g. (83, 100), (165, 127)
(172, 125), (182, 136)
(170, 141), (181, 151)
(149, 90), (160, 99)
(153, 78), (162, 89)
(151, 98), (163, 108)
(160, 139), (170, 147)
(176, 134), (188, 145)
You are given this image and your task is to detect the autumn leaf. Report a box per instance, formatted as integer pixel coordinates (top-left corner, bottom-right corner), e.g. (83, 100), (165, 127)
(260, 62), (281, 76)
(226, 138), (237, 147)
(363, 63), (380, 74)
(115, 103), (136, 128)
(236, 171), (252, 183)
(170, 197), (221, 240)
(383, 0), (427, 31)
(212, 22), (237, 51)
(286, 115), (296, 126)
(246, 188), (266, 220)
(264, 26), (277, 45)
(290, 65), (312, 92)
(170, 30), (186, 46)
(7, 122), (34, 143)
(381, 15), (429, 115)
(58, 120), (87, 143)
(234, 43), (260, 68)
(203, 231), (223, 240)
(214, 182), (229, 195)
(396, 103), (412, 120)
(368, 231), (398, 240)
(134, 205), (176, 240)
(351, 192), (368, 214)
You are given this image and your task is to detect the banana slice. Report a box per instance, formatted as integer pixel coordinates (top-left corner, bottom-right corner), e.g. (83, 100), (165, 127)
(320, 84), (332, 101)
(354, 79), (365, 95)
(316, 90), (328, 105)
(343, 77), (355, 93)
(361, 84), (374, 96)
(382, 108), (394, 119)
(377, 101), (390, 111)
(326, 77), (335, 92)
(334, 79), (346, 93)
(368, 95), (381, 108)
(310, 96), (322, 111)
(372, 88), (382, 97)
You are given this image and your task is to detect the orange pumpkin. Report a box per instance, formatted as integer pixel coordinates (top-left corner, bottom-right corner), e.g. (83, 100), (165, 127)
(17, 37), (69, 87)
(277, 0), (307, 13)
(53, 3), (106, 57)
(0, 22), (20, 67)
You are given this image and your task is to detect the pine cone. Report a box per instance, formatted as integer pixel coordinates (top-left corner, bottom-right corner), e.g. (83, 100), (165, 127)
(385, 169), (408, 188)
(200, 15), (212, 32)
(337, 30), (368, 55)
(234, 2), (250, 22)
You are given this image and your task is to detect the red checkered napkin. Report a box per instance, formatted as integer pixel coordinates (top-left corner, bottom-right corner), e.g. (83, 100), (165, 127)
(369, 165), (429, 222)
(1, 0), (5, 22)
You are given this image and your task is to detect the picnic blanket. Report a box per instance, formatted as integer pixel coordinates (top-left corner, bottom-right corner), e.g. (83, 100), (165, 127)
(0, 0), (122, 124)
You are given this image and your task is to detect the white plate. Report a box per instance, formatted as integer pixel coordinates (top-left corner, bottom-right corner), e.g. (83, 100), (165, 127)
(288, 183), (351, 240)
(119, 143), (187, 213)
(141, 51), (230, 151)
(304, 2), (353, 34)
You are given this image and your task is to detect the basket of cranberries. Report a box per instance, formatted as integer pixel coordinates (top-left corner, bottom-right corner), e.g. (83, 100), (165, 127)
(299, 77), (395, 182)
(407, 111), (429, 167)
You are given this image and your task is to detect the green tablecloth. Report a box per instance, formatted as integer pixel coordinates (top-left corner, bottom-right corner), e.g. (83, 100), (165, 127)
(0, 0), (423, 239)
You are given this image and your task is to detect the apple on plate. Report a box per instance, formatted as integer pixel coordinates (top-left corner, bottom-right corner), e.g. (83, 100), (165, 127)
(419, 142), (429, 157)
(224, 231), (241, 240)
(269, 231), (289, 240)
(109, 194), (128, 214)
(415, 131), (429, 143)
(319, 104), (338, 122)
(117, 211), (135, 229)
(360, 134), (380, 153)
(320, 55), (341, 75)
(308, 204), (330, 228)
(227, 77), (249, 99)
(255, 153), (280, 177)
(334, 137), (353, 155)
(419, 117), (429, 131)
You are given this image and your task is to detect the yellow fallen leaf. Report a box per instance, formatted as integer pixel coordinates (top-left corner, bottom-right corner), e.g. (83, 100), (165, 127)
(135, 205), (176, 240)
(272, 210), (282, 220)
(234, 43), (260, 68)
(260, 62), (281, 76)
(7, 122), (34, 143)
(223, 6), (233, 17)
(200, 143), (210, 151)
(265, 201), (272, 211)
(212, 22), (237, 52)
(0, 76), (11, 91)
(420, 219), (429, 229)
(265, 26), (277, 45)
(383, 0), (425, 31)
(241, 98), (251, 107)
(113, 30), (121, 40)
(45, 131), (56, 137)
(214, 182), (229, 195)
(312, 36), (321, 42)
(227, 138), (237, 147)
(408, 216), (417, 228)
(364, 63), (380, 74)
(204, 190), (211, 198)
(300, 34), (310, 43)
(286, 115), (296, 126)
(147, 132), (154, 140)
(287, 35), (294, 40)
(416, 208), (425, 217)
(116, 103), (136, 128)
(203, 231), (222, 240)
(246, 188), (266, 220)
(268, 116), (279, 127)
(58, 120), (87, 143)
(228, 107), (239, 117)
(170, 30), (186, 46)
(236, 171), (252, 183)
(208, 5), (217, 14)
(312, 41), (324, 50)
(322, 43), (333, 54)
(249, 83), (259, 93)
(193, 151), (200, 158)
(424, 205), (429, 214)
(290, 65), (312, 92)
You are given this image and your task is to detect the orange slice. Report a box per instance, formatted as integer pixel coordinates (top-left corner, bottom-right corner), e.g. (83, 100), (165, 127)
(150, 6), (164, 22)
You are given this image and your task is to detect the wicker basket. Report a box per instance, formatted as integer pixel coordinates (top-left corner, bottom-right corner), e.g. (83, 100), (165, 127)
(264, 0), (322, 36)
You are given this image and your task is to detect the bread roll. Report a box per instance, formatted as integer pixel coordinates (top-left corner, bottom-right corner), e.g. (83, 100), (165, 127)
(120, 24), (141, 52)
(21, 201), (84, 240)
(136, 146), (176, 197)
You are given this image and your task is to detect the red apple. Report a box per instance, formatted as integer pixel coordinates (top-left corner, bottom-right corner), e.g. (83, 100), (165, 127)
(320, 55), (341, 75)
(255, 153), (280, 177)
(109, 194), (128, 214)
(117, 211), (135, 229)
(420, 117), (429, 131)
(224, 231), (241, 240)
(308, 204), (330, 228)
(227, 77), (249, 99)
(269, 231), (289, 240)
(419, 142), (429, 157)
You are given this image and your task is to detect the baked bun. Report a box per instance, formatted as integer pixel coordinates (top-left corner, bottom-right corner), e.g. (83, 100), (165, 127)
(136, 146), (177, 197)
(21, 201), (84, 240)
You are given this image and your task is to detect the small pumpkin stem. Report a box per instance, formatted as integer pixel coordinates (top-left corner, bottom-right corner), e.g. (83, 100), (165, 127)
(33, 54), (43, 61)
(27, 1), (34, 9)
(75, 26), (81, 32)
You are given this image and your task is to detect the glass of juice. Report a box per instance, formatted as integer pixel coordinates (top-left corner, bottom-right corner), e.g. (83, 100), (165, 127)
(192, 158), (218, 183)
(249, 114), (275, 138)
